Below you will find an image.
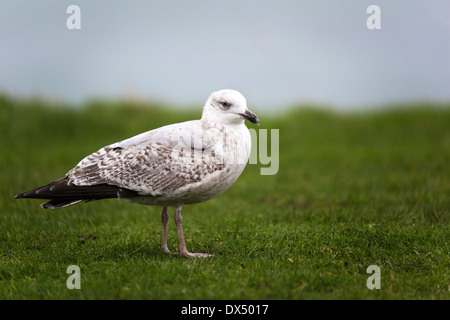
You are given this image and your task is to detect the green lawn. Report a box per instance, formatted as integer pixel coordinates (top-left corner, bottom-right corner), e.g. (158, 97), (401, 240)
(0, 95), (448, 299)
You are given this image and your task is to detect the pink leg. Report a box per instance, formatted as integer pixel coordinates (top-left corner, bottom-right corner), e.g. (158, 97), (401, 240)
(174, 205), (213, 258)
(161, 206), (170, 253)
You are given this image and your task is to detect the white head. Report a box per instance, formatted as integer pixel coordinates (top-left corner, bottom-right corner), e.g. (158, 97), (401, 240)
(201, 89), (259, 126)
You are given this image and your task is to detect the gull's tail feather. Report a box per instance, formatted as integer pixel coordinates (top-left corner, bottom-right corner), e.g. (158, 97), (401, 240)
(14, 177), (139, 209)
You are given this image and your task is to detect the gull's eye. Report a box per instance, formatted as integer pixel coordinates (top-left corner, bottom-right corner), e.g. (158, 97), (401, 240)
(219, 101), (231, 109)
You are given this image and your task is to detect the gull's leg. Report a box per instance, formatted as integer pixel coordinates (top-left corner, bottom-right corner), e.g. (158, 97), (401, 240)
(174, 205), (213, 258)
(161, 206), (170, 254)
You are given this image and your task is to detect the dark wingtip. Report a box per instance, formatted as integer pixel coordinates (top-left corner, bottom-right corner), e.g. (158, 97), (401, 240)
(14, 192), (25, 199)
(15, 189), (37, 199)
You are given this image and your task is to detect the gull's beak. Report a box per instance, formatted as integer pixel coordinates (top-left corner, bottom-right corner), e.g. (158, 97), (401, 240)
(239, 109), (260, 125)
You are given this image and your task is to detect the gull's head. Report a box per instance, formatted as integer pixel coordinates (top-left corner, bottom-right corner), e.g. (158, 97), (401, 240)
(202, 89), (259, 126)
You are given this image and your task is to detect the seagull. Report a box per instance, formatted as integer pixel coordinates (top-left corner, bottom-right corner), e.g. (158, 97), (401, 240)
(15, 89), (259, 258)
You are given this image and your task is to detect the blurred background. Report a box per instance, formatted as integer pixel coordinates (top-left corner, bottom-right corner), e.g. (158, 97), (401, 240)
(1, 0), (449, 110)
(1, 1), (449, 300)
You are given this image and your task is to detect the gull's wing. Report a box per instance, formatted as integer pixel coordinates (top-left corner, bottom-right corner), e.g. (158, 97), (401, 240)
(109, 120), (219, 150)
(67, 120), (225, 196)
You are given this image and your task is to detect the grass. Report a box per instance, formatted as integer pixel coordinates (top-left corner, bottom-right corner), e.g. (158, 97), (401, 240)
(0, 94), (449, 299)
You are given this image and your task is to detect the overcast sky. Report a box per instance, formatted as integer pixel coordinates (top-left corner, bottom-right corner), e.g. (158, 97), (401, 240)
(1, 1), (449, 110)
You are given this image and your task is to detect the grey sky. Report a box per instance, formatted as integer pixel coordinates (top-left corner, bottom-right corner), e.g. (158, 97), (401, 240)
(1, 1), (449, 109)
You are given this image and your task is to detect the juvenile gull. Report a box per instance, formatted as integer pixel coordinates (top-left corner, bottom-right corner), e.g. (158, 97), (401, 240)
(15, 89), (259, 258)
